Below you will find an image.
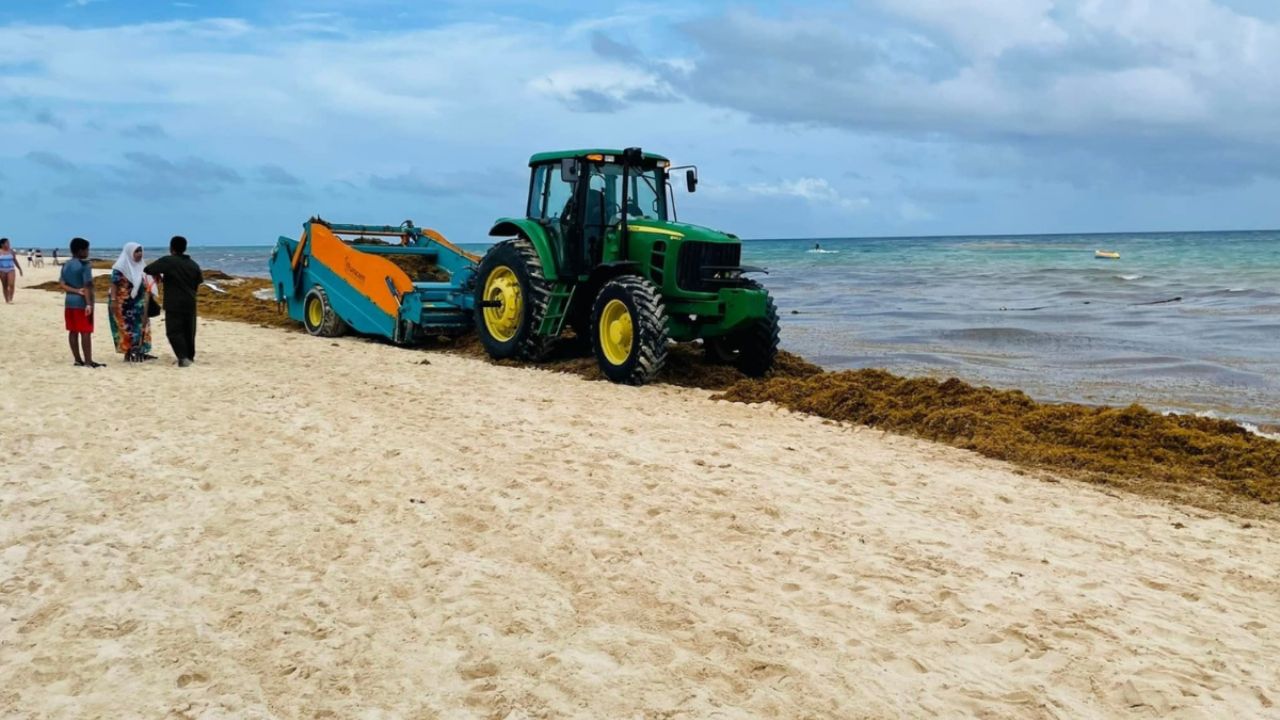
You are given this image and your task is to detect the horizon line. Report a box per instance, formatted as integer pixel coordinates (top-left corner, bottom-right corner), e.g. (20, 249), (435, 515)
(22, 226), (1279, 251)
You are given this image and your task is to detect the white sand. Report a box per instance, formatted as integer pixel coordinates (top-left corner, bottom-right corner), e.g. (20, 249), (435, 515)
(2, 265), (1278, 719)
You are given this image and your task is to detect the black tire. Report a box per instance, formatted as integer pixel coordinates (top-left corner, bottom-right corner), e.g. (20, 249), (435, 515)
(474, 237), (554, 361)
(702, 336), (737, 364)
(702, 281), (779, 377)
(590, 276), (669, 385)
(303, 286), (348, 337)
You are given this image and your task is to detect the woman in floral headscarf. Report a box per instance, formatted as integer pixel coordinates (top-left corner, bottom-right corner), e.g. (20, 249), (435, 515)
(108, 242), (156, 362)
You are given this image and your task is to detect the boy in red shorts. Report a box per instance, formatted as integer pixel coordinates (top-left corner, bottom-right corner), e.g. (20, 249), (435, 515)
(59, 237), (101, 368)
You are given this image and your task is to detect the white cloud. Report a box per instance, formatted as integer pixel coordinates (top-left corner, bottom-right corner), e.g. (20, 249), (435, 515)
(532, 64), (675, 112)
(669, 1), (1280, 190)
(745, 178), (871, 211)
(881, 0), (1067, 58)
(896, 199), (934, 223)
(3, 2), (1279, 241)
(0, 13), (758, 240)
(0, 17), (584, 163)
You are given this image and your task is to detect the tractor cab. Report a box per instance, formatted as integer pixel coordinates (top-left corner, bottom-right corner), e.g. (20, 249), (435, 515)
(525, 148), (684, 279)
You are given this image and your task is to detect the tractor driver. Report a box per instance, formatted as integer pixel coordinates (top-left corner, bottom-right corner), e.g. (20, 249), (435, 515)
(583, 187), (608, 261)
(561, 181), (612, 267)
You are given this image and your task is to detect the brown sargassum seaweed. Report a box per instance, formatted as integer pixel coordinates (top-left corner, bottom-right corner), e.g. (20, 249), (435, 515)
(714, 370), (1279, 518)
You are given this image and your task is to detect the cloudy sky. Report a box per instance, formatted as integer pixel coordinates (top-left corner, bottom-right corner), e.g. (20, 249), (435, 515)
(2, 0), (1278, 246)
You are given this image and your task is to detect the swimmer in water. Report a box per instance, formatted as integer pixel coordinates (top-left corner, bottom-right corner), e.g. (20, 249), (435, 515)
(814, 243), (821, 251)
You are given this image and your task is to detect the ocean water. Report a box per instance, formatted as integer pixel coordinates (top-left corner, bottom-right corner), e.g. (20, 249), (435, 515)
(749, 231), (1280, 428)
(123, 231), (1279, 426)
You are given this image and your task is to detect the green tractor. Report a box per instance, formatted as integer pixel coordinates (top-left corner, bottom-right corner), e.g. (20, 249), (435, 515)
(474, 147), (779, 385)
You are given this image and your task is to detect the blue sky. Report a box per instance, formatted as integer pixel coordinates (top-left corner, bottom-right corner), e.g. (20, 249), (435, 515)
(2, 0), (1278, 246)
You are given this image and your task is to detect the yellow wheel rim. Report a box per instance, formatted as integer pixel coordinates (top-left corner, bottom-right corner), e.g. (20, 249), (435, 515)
(483, 266), (523, 342)
(598, 299), (634, 366)
(306, 296), (323, 328)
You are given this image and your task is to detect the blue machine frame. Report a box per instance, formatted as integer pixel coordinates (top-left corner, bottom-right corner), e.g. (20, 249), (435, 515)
(269, 218), (479, 342)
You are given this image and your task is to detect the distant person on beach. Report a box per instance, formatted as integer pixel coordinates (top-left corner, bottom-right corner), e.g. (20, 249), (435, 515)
(0, 238), (23, 303)
(53, 248), (61, 266)
(145, 235), (203, 367)
(108, 242), (157, 363)
(34, 249), (44, 268)
(59, 237), (101, 368)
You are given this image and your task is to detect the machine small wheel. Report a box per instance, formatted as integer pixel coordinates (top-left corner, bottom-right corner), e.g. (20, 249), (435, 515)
(303, 286), (348, 337)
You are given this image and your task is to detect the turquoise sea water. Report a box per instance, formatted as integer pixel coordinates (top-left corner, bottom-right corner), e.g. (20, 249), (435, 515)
(105, 230), (1280, 427)
(748, 231), (1280, 428)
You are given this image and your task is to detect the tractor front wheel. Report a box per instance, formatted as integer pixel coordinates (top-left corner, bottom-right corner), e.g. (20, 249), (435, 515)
(702, 283), (780, 377)
(303, 286), (348, 337)
(591, 276), (669, 385)
(474, 238), (553, 361)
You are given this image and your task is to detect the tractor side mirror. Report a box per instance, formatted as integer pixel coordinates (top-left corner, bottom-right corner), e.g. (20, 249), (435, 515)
(686, 169), (698, 193)
(560, 159), (580, 183)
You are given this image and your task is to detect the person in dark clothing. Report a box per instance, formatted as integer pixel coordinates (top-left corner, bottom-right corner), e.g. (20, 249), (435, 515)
(144, 235), (203, 367)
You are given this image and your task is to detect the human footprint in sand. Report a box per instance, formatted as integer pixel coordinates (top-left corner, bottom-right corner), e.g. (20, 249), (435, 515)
(0, 238), (23, 303)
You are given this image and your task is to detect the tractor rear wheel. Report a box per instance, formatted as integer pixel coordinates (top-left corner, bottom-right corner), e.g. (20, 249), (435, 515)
(591, 276), (669, 385)
(702, 281), (779, 377)
(303, 286), (348, 337)
(474, 237), (554, 361)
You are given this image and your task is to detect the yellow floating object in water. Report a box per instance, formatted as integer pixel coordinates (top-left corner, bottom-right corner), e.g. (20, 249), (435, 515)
(1095, 250), (1121, 259)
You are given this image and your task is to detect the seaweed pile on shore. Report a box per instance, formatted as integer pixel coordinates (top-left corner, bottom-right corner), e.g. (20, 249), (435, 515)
(714, 370), (1280, 514)
(197, 276), (295, 329)
(35, 271), (1280, 516)
(436, 330), (823, 389)
(450, 329), (1280, 514)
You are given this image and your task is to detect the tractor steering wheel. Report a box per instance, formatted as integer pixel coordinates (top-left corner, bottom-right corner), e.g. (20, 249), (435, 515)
(609, 205), (645, 228)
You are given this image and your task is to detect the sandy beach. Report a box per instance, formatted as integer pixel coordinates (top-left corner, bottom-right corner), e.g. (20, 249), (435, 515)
(2, 263), (1278, 719)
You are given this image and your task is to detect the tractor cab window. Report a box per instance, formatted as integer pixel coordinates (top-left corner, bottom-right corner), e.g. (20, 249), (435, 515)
(527, 163), (577, 221)
(527, 165), (547, 218)
(585, 163), (667, 225)
(546, 167), (575, 222)
(628, 167), (666, 221)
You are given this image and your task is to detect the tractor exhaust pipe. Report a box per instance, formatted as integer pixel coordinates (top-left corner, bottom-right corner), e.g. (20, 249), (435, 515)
(620, 147), (644, 260)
